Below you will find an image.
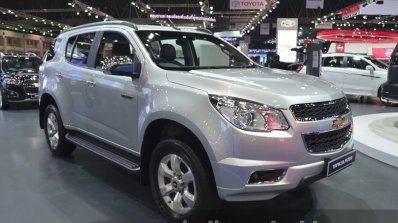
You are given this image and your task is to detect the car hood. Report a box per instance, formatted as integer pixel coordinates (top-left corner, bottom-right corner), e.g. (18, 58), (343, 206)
(166, 68), (345, 109)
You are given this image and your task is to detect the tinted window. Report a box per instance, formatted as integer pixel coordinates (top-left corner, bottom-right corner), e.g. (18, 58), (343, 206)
(45, 39), (61, 62)
(347, 56), (369, 70)
(95, 32), (139, 76)
(323, 56), (344, 67)
(65, 36), (77, 62)
(391, 46), (398, 66)
(136, 31), (256, 71)
(66, 33), (95, 67)
(365, 56), (388, 69)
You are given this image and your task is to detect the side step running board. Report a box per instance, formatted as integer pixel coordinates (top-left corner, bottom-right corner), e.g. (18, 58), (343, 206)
(66, 132), (140, 172)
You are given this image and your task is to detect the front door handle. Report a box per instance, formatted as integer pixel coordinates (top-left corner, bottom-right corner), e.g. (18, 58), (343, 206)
(55, 73), (62, 78)
(86, 80), (96, 87)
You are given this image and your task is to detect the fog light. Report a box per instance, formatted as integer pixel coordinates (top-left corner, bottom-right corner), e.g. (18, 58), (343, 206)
(8, 90), (20, 99)
(248, 169), (287, 184)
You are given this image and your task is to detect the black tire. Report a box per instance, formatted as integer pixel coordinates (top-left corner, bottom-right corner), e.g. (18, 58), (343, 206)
(0, 89), (9, 110)
(43, 104), (75, 156)
(149, 139), (218, 223)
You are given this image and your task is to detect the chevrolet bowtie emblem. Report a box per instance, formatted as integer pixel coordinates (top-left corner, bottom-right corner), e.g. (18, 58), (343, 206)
(333, 117), (346, 128)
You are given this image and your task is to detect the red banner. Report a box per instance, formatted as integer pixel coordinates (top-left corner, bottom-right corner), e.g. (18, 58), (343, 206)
(335, 43), (345, 53)
(341, 5), (360, 20)
(372, 48), (395, 60)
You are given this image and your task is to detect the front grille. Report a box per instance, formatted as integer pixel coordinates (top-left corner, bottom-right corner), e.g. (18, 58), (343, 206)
(290, 97), (350, 121)
(24, 87), (38, 94)
(303, 124), (352, 153)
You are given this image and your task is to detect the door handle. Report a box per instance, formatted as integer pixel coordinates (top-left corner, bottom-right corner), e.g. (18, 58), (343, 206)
(55, 73), (62, 78)
(121, 94), (134, 100)
(86, 80), (96, 87)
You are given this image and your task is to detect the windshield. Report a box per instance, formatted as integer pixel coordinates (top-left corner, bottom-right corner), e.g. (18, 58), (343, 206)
(1, 56), (42, 74)
(136, 31), (256, 71)
(364, 56), (388, 69)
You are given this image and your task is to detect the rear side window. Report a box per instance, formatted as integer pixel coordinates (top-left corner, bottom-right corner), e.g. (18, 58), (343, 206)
(323, 56), (344, 67)
(391, 45), (398, 66)
(65, 33), (95, 67)
(346, 56), (369, 70)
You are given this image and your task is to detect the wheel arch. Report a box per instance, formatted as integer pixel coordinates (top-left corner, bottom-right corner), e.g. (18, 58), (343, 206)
(139, 118), (218, 193)
(39, 93), (57, 129)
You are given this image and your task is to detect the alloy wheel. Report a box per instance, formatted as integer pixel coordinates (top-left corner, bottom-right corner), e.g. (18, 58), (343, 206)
(46, 112), (59, 150)
(157, 154), (196, 215)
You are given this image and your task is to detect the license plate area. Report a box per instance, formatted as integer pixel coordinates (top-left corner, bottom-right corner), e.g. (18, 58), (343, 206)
(327, 150), (356, 177)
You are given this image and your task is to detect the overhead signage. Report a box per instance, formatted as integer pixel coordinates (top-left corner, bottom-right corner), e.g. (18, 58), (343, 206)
(281, 20), (296, 28)
(277, 18), (298, 31)
(315, 23), (333, 29)
(372, 48), (395, 60)
(230, 0), (267, 10)
(249, 49), (272, 54)
(260, 23), (270, 35)
(306, 0), (324, 9)
(341, 5), (360, 20)
(149, 14), (216, 22)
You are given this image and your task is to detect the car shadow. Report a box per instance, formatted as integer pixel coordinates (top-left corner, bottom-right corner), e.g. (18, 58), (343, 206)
(213, 187), (313, 223)
(5, 102), (39, 110)
(54, 149), (314, 223)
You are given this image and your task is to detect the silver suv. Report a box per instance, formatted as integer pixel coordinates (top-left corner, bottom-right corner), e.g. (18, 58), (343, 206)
(39, 21), (356, 222)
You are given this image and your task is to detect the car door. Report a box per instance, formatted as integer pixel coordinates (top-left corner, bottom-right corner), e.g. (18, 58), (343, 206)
(320, 56), (346, 90)
(86, 30), (142, 151)
(344, 56), (378, 96)
(54, 32), (97, 131)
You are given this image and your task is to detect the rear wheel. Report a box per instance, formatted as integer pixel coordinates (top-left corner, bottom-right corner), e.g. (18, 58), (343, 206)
(0, 89), (9, 110)
(149, 139), (218, 223)
(44, 104), (75, 156)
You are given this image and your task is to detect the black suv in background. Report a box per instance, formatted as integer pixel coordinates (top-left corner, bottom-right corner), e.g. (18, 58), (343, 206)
(0, 54), (42, 109)
(381, 44), (398, 106)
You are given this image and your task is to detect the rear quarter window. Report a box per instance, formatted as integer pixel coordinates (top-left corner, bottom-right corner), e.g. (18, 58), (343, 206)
(44, 38), (62, 62)
(391, 45), (398, 66)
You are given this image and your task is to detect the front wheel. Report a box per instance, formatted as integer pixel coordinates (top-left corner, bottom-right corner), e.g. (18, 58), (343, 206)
(149, 139), (218, 223)
(44, 104), (75, 156)
(0, 89), (9, 110)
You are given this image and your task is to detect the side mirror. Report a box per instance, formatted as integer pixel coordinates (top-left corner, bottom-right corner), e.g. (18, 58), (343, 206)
(107, 56), (141, 79)
(366, 65), (375, 72)
(131, 57), (141, 79)
(366, 65), (375, 76)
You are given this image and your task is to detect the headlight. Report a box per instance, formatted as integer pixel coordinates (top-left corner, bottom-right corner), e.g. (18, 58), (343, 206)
(4, 78), (20, 85)
(209, 95), (289, 132)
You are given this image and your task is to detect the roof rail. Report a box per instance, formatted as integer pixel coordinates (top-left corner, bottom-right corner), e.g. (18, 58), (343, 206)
(196, 28), (212, 35)
(62, 20), (138, 33)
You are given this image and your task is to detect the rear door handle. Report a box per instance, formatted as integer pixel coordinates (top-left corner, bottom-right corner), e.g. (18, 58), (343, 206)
(86, 80), (96, 87)
(121, 94), (134, 100)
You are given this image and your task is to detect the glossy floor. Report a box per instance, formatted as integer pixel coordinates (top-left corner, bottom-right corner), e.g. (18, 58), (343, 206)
(0, 97), (397, 223)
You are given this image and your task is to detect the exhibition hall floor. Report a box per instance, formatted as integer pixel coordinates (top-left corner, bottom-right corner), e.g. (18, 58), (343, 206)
(0, 97), (397, 223)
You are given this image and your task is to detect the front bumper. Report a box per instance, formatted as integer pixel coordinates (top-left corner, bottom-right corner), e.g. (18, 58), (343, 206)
(215, 141), (354, 202)
(381, 83), (398, 104)
(212, 106), (354, 202)
(3, 84), (39, 102)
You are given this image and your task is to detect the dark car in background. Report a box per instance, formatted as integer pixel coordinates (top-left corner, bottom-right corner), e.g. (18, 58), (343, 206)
(0, 54), (42, 109)
(381, 44), (398, 106)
